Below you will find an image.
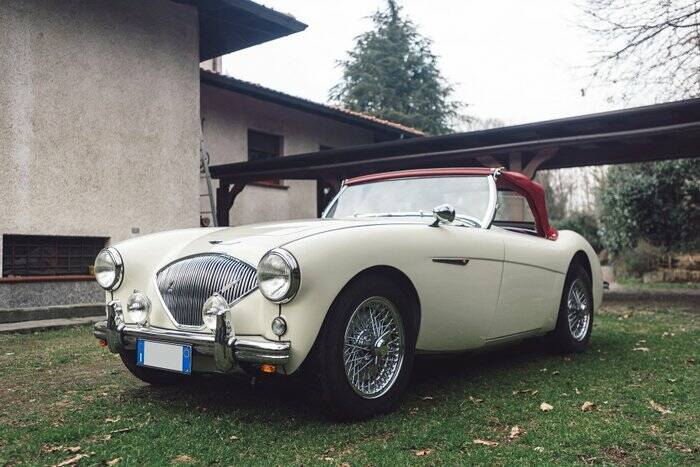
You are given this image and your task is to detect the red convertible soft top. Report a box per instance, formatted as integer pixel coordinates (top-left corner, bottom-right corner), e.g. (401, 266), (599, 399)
(345, 168), (558, 240)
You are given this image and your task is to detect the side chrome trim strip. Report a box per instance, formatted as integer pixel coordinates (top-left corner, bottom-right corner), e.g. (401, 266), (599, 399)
(432, 257), (470, 266)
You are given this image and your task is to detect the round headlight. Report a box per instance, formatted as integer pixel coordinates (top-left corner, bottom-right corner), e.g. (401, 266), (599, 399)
(127, 290), (150, 325)
(257, 249), (300, 304)
(202, 293), (229, 331)
(95, 248), (123, 290)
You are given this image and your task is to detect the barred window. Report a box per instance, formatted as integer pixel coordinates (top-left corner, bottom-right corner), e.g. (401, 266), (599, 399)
(2, 235), (107, 277)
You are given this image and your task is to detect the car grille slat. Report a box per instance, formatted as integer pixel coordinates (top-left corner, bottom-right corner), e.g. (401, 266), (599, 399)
(156, 254), (258, 327)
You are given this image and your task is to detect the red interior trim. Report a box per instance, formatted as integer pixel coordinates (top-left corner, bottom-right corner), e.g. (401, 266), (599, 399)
(496, 172), (558, 240)
(0, 275), (96, 284)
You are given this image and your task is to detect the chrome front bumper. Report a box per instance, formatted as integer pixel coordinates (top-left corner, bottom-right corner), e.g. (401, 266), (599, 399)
(94, 301), (290, 372)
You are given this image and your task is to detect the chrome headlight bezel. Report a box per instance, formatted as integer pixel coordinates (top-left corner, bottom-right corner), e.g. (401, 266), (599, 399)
(257, 248), (300, 304)
(94, 247), (124, 291)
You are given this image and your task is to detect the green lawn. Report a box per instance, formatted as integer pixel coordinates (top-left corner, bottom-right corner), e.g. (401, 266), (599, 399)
(0, 300), (697, 466)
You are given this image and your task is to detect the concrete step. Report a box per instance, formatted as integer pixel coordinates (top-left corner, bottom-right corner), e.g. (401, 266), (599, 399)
(0, 316), (103, 334)
(0, 303), (104, 324)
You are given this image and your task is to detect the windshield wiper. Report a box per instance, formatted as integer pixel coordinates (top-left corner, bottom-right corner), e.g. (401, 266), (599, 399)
(352, 211), (431, 218)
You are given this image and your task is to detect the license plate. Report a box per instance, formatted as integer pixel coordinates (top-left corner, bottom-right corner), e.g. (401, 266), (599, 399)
(136, 339), (192, 374)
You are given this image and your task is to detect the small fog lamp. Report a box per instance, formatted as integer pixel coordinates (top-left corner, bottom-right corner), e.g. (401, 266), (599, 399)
(127, 290), (150, 325)
(202, 293), (229, 331)
(271, 317), (287, 337)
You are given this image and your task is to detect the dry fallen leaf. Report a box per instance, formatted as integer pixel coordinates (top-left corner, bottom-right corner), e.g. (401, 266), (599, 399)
(671, 443), (692, 453)
(43, 445), (64, 453)
(413, 448), (433, 456)
(468, 395), (484, 403)
(540, 402), (554, 412)
(581, 401), (596, 412)
(508, 426), (525, 440)
(64, 447), (81, 454)
(649, 400), (672, 415)
(534, 446), (545, 453)
(106, 458), (121, 466)
(512, 389), (538, 396)
(687, 357), (695, 364)
(551, 371), (560, 376)
(229, 435), (239, 441)
(171, 454), (196, 464)
(54, 453), (89, 467)
(473, 439), (499, 447)
(633, 347), (650, 352)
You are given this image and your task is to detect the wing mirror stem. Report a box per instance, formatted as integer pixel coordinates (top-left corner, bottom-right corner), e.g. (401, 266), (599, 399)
(430, 204), (456, 227)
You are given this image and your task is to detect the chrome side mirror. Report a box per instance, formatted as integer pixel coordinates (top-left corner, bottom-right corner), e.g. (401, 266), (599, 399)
(430, 204), (456, 227)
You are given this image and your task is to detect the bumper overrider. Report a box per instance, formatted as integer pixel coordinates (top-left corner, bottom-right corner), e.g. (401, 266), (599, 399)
(94, 300), (291, 372)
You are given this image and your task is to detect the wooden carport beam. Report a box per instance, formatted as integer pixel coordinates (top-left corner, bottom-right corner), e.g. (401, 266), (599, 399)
(476, 155), (502, 168)
(522, 147), (558, 179)
(320, 176), (342, 192)
(508, 152), (522, 172)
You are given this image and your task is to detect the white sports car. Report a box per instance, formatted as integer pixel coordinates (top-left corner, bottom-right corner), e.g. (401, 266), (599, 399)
(94, 167), (602, 419)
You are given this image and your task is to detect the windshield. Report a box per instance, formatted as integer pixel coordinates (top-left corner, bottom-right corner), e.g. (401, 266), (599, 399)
(324, 176), (497, 227)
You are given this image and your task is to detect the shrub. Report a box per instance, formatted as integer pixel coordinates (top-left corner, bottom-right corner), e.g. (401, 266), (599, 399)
(599, 159), (700, 255)
(614, 241), (665, 278)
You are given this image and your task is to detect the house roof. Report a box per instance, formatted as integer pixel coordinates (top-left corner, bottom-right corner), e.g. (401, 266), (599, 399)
(174, 0), (307, 60)
(200, 69), (425, 139)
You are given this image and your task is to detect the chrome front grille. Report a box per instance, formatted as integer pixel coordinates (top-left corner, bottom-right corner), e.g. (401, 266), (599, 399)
(156, 254), (257, 327)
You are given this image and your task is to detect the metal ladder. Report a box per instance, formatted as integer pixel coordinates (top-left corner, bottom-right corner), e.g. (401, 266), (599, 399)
(200, 139), (218, 227)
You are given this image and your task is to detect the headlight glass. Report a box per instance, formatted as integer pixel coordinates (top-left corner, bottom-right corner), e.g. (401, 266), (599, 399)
(257, 249), (300, 303)
(202, 293), (229, 331)
(95, 248), (123, 290)
(127, 290), (150, 325)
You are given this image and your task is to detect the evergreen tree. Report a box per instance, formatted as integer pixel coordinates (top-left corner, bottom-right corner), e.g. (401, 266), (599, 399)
(330, 0), (459, 135)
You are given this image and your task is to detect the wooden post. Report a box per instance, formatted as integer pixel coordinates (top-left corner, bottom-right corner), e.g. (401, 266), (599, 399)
(216, 181), (246, 227)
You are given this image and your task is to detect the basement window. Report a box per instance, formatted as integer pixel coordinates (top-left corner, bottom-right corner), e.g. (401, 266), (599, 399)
(248, 129), (283, 187)
(2, 234), (107, 278)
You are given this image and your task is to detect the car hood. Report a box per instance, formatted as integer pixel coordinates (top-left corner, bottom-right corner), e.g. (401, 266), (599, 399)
(113, 218), (421, 269)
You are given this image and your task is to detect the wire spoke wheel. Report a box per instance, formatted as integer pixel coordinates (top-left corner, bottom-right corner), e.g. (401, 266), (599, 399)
(566, 278), (591, 341)
(343, 296), (405, 399)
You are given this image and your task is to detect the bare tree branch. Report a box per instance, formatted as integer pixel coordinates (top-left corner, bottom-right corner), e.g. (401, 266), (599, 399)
(580, 0), (700, 102)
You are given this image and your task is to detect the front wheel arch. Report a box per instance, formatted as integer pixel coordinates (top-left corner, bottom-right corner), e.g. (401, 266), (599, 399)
(297, 265), (420, 377)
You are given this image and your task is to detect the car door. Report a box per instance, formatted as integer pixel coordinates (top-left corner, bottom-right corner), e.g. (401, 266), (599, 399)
(414, 224), (505, 352)
(486, 190), (563, 341)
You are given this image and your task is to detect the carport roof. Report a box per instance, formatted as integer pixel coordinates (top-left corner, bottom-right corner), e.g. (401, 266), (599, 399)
(175, 0), (307, 60)
(209, 98), (700, 183)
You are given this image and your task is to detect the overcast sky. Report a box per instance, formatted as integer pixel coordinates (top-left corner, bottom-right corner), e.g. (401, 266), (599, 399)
(224, 0), (623, 127)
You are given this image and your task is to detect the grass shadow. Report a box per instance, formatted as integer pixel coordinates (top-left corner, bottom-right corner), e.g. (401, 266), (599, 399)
(117, 331), (624, 423)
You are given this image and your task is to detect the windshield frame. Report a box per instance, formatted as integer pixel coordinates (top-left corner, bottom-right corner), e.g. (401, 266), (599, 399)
(322, 174), (499, 228)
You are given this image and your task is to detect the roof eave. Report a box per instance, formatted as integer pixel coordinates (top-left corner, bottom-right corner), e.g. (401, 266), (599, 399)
(200, 69), (423, 138)
(175, 0), (307, 60)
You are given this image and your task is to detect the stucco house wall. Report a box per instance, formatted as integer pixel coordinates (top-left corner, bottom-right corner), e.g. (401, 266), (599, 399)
(0, 0), (201, 268)
(200, 83), (377, 226)
(0, 0), (200, 308)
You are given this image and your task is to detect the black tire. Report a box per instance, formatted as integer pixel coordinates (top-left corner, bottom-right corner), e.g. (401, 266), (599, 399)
(552, 263), (594, 353)
(314, 274), (418, 421)
(119, 349), (186, 386)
